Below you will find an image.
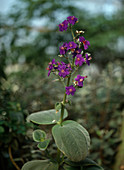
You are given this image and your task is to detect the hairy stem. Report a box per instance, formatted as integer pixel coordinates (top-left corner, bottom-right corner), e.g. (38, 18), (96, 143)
(70, 26), (75, 42)
(8, 145), (20, 170)
(60, 77), (70, 126)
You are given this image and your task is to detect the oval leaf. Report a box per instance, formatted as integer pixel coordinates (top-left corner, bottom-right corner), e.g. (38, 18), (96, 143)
(21, 160), (58, 170)
(33, 130), (46, 142)
(27, 109), (68, 125)
(52, 120), (90, 162)
(37, 139), (50, 151)
(64, 158), (104, 169)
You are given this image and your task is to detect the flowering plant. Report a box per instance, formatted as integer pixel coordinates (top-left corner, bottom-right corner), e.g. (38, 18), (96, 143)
(22, 16), (103, 170)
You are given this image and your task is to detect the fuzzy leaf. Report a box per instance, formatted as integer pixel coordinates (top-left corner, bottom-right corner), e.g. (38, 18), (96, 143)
(21, 160), (58, 170)
(52, 120), (90, 162)
(37, 139), (50, 151)
(27, 109), (68, 125)
(33, 130), (46, 142)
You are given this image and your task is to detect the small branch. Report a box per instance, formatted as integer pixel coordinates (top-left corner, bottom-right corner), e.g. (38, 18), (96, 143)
(70, 25), (75, 42)
(8, 145), (21, 170)
(57, 75), (66, 87)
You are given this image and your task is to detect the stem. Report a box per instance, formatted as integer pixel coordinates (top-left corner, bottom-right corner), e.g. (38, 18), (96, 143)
(60, 77), (70, 126)
(70, 26), (76, 68)
(72, 67), (79, 76)
(70, 26), (75, 42)
(8, 145), (20, 170)
(57, 75), (66, 87)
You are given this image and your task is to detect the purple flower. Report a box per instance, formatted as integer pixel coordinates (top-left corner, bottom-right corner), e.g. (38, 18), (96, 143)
(58, 20), (68, 32)
(72, 47), (82, 58)
(85, 54), (92, 66)
(75, 75), (87, 87)
(66, 41), (77, 51)
(79, 36), (90, 50)
(67, 16), (78, 25)
(75, 54), (85, 66)
(66, 85), (76, 96)
(58, 62), (72, 78)
(59, 42), (68, 55)
(47, 59), (56, 76)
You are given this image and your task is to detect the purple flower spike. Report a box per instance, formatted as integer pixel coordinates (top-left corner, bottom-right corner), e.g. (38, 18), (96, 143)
(58, 20), (68, 32)
(79, 36), (90, 50)
(75, 75), (87, 87)
(75, 54), (85, 66)
(66, 41), (77, 50)
(66, 85), (76, 96)
(67, 16), (78, 25)
(59, 42), (68, 55)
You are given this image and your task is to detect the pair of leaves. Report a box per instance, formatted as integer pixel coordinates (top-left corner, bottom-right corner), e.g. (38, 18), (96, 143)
(28, 109), (68, 151)
(33, 130), (50, 151)
(27, 109), (68, 125)
(52, 120), (90, 162)
(21, 160), (58, 170)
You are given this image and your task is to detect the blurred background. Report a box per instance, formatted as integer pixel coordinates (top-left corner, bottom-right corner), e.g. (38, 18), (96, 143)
(0, 0), (124, 169)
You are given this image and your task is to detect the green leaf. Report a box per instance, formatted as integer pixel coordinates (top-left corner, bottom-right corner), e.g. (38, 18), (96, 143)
(21, 160), (58, 170)
(37, 139), (50, 151)
(63, 164), (79, 170)
(33, 130), (46, 142)
(52, 120), (90, 162)
(65, 158), (104, 169)
(27, 109), (68, 125)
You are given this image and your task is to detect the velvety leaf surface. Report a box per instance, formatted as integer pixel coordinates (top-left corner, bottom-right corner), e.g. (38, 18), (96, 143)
(37, 139), (50, 150)
(27, 109), (68, 125)
(64, 158), (104, 170)
(52, 120), (90, 162)
(21, 160), (58, 170)
(33, 130), (46, 142)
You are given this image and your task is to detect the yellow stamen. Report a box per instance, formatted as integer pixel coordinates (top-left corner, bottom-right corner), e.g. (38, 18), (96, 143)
(61, 69), (65, 73)
(80, 78), (83, 82)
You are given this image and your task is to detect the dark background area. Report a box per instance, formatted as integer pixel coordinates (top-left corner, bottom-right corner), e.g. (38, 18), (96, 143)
(0, 0), (124, 170)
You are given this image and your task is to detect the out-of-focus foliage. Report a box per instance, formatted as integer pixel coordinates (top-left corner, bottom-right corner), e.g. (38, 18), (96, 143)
(0, 0), (124, 169)
(0, 89), (33, 170)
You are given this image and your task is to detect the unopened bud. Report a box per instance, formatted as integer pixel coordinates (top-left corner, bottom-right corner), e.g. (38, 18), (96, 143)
(76, 30), (84, 34)
(74, 81), (78, 85)
(58, 55), (64, 58)
(88, 56), (92, 60)
(81, 51), (84, 55)
(87, 53), (91, 56)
